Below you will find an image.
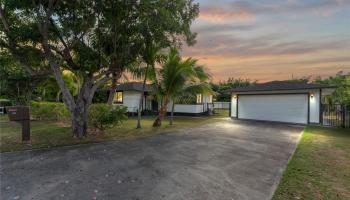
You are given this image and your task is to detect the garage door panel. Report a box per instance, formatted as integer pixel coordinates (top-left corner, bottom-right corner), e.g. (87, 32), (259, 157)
(238, 94), (308, 124)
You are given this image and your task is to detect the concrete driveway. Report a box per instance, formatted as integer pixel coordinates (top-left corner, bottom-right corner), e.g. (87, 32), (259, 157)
(1, 120), (303, 200)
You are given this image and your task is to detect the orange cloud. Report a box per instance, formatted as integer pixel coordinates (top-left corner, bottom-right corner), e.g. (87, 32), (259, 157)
(182, 50), (350, 83)
(199, 8), (255, 22)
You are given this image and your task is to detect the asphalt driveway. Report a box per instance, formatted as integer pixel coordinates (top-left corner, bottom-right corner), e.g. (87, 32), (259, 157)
(0, 120), (303, 200)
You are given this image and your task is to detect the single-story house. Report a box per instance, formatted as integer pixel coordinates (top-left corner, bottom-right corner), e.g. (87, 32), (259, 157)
(113, 82), (213, 114)
(229, 81), (336, 124)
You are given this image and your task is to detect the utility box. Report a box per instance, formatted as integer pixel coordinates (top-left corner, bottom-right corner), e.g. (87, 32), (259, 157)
(7, 106), (30, 142)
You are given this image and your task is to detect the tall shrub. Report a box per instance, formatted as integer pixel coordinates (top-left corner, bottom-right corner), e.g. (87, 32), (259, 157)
(88, 104), (127, 131)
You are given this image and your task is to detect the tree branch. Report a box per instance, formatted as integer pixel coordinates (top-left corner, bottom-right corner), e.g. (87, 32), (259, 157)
(93, 69), (111, 81)
(89, 74), (111, 103)
(39, 0), (76, 112)
(49, 18), (78, 69)
(0, 7), (9, 33)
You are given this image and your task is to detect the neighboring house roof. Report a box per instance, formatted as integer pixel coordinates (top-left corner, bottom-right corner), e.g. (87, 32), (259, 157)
(116, 82), (154, 92)
(229, 81), (336, 93)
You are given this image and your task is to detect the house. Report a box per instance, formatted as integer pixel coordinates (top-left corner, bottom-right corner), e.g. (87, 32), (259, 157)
(228, 81), (336, 124)
(113, 82), (213, 114)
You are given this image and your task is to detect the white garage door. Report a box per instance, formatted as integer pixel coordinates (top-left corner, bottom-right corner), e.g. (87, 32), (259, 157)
(238, 94), (308, 124)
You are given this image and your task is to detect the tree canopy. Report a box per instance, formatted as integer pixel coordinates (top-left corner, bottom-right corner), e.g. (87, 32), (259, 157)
(0, 0), (199, 137)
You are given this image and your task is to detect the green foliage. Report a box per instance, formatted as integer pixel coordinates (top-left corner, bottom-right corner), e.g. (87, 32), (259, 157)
(92, 90), (109, 103)
(314, 72), (350, 106)
(211, 78), (255, 101)
(36, 72), (81, 102)
(0, 51), (42, 105)
(154, 48), (212, 102)
(88, 104), (127, 131)
(31, 101), (70, 121)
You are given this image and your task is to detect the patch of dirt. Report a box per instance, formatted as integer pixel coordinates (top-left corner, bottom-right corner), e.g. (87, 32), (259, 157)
(54, 121), (71, 128)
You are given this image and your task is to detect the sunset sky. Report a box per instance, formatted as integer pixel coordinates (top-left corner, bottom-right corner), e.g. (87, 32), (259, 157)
(182, 0), (350, 82)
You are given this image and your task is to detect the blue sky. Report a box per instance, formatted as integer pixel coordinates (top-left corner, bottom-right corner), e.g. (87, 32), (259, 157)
(182, 0), (350, 82)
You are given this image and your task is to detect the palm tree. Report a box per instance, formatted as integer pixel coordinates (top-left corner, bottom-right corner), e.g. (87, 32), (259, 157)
(136, 43), (164, 128)
(152, 48), (212, 127)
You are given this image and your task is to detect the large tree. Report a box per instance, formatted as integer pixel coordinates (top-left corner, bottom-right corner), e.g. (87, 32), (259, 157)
(0, 0), (199, 137)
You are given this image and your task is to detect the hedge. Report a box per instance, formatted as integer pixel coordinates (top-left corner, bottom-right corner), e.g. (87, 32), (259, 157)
(30, 101), (70, 121)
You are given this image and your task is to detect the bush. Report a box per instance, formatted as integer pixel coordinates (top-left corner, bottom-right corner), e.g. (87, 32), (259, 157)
(88, 104), (127, 131)
(31, 101), (70, 121)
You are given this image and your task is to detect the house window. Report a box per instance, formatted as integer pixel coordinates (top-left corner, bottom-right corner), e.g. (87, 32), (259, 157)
(114, 91), (123, 103)
(196, 94), (202, 104)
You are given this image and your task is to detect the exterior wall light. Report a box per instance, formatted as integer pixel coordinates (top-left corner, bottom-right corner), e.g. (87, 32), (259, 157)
(310, 93), (314, 98)
(233, 95), (237, 99)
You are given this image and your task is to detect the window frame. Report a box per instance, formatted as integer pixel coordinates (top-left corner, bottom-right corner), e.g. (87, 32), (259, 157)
(196, 94), (203, 104)
(114, 91), (123, 104)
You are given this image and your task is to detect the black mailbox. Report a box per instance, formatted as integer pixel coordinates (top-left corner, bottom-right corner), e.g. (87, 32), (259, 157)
(7, 106), (30, 121)
(7, 106), (30, 142)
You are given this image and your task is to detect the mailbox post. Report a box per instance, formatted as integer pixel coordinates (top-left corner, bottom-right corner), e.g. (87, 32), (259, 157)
(7, 106), (30, 142)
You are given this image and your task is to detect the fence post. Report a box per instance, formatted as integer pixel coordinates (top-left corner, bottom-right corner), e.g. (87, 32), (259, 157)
(228, 102), (231, 117)
(342, 104), (346, 128)
(320, 103), (323, 125)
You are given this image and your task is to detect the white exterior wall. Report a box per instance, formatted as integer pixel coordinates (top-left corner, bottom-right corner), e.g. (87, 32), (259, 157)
(116, 91), (210, 114)
(309, 89), (320, 123)
(114, 91), (142, 112)
(231, 95), (237, 117)
(202, 95), (213, 103)
(230, 89), (321, 124)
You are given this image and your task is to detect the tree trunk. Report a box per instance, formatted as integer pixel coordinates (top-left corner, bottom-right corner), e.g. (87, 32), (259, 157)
(153, 98), (168, 127)
(137, 64), (149, 128)
(71, 77), (94, 138)
(107, 72), (118, 105)
(71, 103), (89, 138)
(169, 101), (175, 125)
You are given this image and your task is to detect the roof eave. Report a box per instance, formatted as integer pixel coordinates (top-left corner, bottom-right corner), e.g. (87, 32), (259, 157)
(229, 86), (337, 93)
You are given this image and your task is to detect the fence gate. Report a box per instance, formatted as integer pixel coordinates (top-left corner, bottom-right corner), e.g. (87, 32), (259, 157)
(322, 104), (350, 128)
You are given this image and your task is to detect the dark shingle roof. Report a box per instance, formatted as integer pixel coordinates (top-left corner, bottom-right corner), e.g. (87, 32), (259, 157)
(229, 81), (336, 93)
(116, 82), (154, 92)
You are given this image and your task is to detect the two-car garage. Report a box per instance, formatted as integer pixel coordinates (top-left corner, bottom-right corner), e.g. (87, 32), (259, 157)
(237, 94), (308, 124)
(230, 81), (335, 125)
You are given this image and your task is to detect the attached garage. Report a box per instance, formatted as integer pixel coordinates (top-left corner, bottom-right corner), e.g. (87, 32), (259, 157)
(230, 81), (336, 124)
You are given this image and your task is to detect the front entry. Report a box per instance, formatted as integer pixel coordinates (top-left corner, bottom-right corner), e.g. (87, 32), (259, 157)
(152, 100), (158, 112)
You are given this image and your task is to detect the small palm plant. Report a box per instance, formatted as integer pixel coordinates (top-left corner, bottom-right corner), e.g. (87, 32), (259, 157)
(152, 48), (212, 127)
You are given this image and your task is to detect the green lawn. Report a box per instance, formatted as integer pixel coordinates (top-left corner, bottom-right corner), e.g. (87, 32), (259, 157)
(0, 110), (228, 152)
(273, 126), (350, 200)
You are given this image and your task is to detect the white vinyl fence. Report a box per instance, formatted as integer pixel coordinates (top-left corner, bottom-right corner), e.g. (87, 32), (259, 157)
(212, 102), (230, 109)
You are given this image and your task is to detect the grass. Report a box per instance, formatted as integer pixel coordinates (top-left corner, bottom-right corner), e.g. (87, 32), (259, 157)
(273, 126), (350, 200)
(0, 110), (228, 152)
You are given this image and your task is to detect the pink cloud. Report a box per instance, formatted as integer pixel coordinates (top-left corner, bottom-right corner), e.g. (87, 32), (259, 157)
(199, 7), (255, 22)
